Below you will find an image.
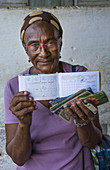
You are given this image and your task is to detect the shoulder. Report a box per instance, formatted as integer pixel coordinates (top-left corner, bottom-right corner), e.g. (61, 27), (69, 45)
(61, 61), (87, 72)
(6, 67), (30, 85)
(76, 65), (87, 72)
(5, 75), (19, 97)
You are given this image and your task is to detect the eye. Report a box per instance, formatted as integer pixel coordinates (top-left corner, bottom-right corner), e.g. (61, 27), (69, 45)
(27, 43), (39, 52)
(46, 40), (57, 47)
(30, 43), (39, 49)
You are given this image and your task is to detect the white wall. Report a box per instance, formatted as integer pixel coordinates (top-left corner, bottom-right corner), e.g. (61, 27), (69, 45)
(0, 6), (110, 169)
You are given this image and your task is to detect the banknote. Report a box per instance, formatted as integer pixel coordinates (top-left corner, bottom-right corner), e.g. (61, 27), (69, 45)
(50, 90), (109, 123)
(50, 89), (92, 112)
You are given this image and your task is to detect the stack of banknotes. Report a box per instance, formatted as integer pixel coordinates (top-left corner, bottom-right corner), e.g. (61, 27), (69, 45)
(49, 89), (109, 123)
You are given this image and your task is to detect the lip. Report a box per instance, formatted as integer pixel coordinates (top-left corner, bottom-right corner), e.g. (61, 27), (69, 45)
(37, 60), (54, 64)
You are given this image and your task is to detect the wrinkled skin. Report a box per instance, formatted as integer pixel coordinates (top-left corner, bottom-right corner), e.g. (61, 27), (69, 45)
(5, 21), (102, 166)
(24, 21), (61, 74)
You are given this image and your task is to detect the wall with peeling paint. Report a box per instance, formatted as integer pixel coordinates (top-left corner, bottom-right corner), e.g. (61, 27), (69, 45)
(0, 6), (110, 170)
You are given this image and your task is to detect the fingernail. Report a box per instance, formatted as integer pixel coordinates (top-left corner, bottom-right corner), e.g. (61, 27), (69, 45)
(20, 116), (24, 120)
(66, 108), (69, 112)
(29, 97), (33, 101)
(81, 116), (87, 120)
(24, 91), (27, 95)
(35, 106), (38, 109)
(33, 101), (36, 105)
(77, 101), (81, 104)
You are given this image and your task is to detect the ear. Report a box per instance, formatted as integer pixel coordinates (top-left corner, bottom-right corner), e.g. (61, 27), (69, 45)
(58, 37), (62, 51)
(22, 42), (29, 55)
(25, 48), (29, 55)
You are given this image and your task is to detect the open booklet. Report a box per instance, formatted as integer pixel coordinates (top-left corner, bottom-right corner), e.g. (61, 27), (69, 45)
(18, 71), (100, 100)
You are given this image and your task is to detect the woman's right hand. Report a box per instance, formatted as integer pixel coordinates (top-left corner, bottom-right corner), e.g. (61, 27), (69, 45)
(9, 91), (38, 126)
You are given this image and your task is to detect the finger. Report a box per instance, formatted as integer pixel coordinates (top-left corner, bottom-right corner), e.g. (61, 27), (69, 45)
(10, 91), (29, 104)
(83, 99), (98, 114)
(10, 95), (33, 107)
(11, 91), (29, 100)
(71, 102), (87, 120)
(83, 103), (98, 115)
(15, 91), (29, 96)
(11, 101), (37, 112)
(83, 99), (97, 107)
(14, 105), (38, 119)
(66, 107), (79, 120)
(76, 101), (95, 120)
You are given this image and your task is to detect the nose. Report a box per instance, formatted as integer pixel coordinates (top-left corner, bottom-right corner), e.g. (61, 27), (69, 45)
(39, 44), (49, 58)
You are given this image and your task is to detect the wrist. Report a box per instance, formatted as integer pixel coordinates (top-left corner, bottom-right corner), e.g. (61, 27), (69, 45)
(19, 122), (31, 129)
(74, 120), (89, 127)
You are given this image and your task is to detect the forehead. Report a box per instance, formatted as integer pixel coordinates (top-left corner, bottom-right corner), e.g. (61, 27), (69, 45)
(24, 21), (59, 42)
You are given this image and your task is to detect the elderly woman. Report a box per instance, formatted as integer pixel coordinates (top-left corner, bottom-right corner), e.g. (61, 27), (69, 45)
(4, 11), (102, 170)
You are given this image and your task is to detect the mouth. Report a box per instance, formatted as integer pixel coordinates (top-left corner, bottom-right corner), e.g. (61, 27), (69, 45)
(36, 60), (54, 64)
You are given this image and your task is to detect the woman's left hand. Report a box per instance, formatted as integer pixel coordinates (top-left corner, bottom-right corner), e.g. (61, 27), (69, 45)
(66, 99), (98, 124)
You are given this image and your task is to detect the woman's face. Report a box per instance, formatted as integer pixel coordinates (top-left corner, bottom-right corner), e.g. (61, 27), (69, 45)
(24, 22), (61, 74)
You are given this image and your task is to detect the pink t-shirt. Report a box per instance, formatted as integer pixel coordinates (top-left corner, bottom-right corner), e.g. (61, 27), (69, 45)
(4, 62), (94, 170)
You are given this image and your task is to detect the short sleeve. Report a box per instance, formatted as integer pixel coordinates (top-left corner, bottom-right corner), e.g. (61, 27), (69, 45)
(4, 80), (19, 124)
(61, 61), (87, 73)
(4, 67), (31, 124)
(76, 65), (87, 72)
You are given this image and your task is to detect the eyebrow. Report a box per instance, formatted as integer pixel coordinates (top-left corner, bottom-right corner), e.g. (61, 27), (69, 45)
(26, 37), (57, 46)
(26, 40), (39, 46)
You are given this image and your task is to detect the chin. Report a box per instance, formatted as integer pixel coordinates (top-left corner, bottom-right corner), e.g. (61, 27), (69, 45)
(36, 66), (55, 74)
(33, 60), (59, 74)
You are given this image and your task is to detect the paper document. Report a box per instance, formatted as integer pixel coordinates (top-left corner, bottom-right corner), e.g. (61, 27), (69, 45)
(18, 71), (100, 100)
(18, 73), (59, 100)
(58, 71), (100, 97)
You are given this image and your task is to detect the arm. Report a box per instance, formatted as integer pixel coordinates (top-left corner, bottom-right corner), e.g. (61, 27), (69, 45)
(67, 99), (102, 149)
(76, 116), (102, 149)
(5, 123), (32, 166)
(5, 91), (38, 166)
